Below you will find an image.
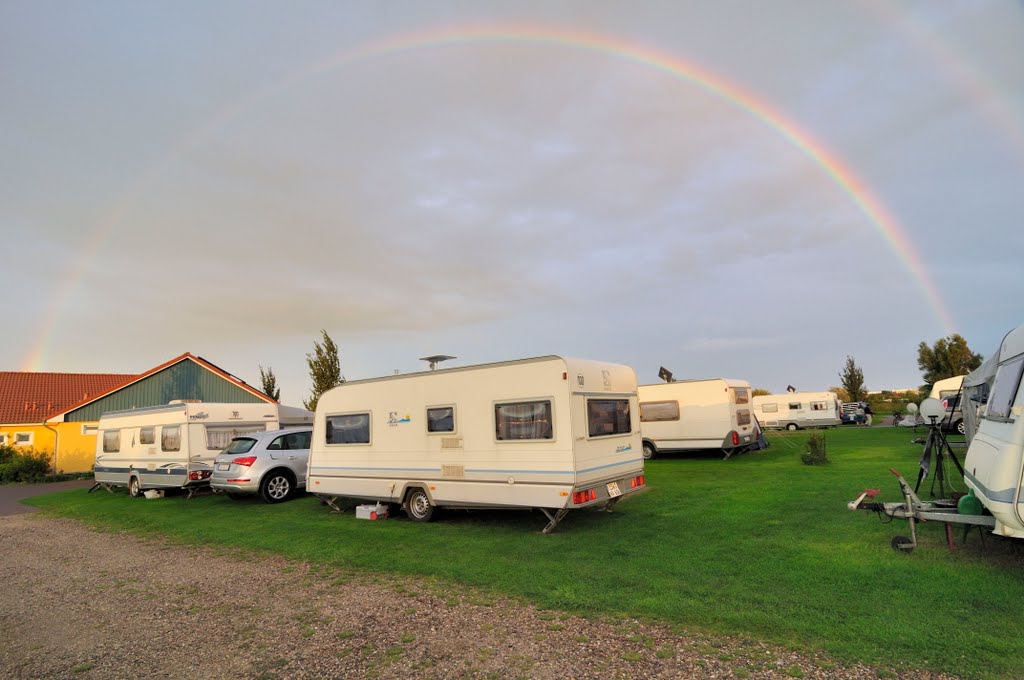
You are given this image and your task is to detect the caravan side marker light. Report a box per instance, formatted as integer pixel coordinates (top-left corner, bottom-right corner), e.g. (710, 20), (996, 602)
(563, 372), (567, 380)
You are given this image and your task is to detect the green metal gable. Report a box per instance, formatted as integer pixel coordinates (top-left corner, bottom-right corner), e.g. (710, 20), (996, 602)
(65, 359), (266, 422)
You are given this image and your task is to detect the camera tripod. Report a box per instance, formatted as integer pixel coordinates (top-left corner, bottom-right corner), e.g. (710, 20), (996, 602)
(914, 416), (965, 498)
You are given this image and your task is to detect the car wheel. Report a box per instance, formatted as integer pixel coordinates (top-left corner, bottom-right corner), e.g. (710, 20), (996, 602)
(259, 471), (293, 504)
(956, 420), (965, 435)
(642, 442), (656, 460)
(128, 476), (142, 498)
(786, 423), (798, 431)
(405, 488), (434, 522)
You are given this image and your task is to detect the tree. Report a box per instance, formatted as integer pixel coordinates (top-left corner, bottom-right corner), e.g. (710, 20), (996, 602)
(752, 388), (771, 397)
(259, 365), (280, 402)
(829, 386), (851, 403)
(304, 329), (344, 411)
(917, 334), (983, 388)
(838, 356), (866, 402)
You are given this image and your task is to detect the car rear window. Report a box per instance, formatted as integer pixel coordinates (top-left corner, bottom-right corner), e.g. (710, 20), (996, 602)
(224, 438), (257, 454)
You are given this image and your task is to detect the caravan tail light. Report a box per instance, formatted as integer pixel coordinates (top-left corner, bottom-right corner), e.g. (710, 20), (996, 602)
(572, 489), (597, 505)
(731, 431), (740, 446)
(232, 456), (257, 467)
(189, 470), (212, 481)
(630, 475), (645, 489)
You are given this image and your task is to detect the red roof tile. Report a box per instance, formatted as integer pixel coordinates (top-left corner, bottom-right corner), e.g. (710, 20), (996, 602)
(0, 372), (136, 424)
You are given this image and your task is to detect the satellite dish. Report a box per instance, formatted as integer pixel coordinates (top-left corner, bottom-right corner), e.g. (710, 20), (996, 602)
(420, 354), (456, 371)
(919, 397), (945, 421)
(906, 403), (919, 414)
(657, 366), (674, 383)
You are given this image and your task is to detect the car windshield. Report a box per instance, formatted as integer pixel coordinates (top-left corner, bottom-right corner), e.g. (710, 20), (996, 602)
(224, 438), (257, 454)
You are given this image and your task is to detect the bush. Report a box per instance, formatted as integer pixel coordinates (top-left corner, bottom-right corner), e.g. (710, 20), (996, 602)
(800, 432), (829, 465)
(0, 444), (52, 483)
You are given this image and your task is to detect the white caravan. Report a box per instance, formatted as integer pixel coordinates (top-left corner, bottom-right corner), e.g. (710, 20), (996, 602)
(306, 356), (646, 533)
(637, 379), (755, 459)
(752, 392), (841, 430)
(964, 322), (1024, 539)
(94, 402), (313, 497)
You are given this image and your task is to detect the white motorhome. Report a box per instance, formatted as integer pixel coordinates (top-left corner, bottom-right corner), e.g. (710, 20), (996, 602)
(964, 323), (1024, 539)
(94, 402), (313, 497)
(752, 391), (841, 430)
(637, 379), (755, 459)
(306, 356), (646, 533)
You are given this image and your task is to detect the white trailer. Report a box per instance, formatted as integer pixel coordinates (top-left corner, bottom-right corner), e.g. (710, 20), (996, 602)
(964, 322), (1024, 539)
(94, 401), (313, 497)
(306, 356), (646, 533)
(637, 378), (755, 459)
(752, 391), (841, 430)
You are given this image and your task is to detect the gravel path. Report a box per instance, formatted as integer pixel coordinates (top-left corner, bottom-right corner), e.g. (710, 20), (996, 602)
(0, 515), (953, 679)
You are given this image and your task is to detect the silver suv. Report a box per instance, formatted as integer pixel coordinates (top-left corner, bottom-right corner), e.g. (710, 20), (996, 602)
(210, 428), (311, 503)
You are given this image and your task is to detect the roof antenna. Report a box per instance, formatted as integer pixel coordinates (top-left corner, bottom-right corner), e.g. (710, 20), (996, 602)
(420, 354), (456, 371)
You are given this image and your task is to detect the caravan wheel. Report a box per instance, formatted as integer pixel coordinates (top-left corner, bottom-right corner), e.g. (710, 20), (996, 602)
(786, 423), (798, 431)
(128, 477), (142, 498)
(405, 489), (434, 522)
(642, 442), (656, 460)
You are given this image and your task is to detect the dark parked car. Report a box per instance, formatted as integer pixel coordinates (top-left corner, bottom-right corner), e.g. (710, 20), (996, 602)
(841, 402), (867, 425)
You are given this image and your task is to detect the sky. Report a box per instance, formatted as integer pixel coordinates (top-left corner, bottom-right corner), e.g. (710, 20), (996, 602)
(2, 0), (1022, 405)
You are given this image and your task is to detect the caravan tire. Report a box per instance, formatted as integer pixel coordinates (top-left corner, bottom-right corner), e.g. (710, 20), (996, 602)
(405, 489), (434, 522)
(786, 423), (798, 431)
(642, 442), (656, 460)
(260, 471), (293, 504)
(128, 477), (142, 498)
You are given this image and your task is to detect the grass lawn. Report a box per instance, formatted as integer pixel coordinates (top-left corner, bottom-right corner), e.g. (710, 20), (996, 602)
(27, 426), (1024, 678)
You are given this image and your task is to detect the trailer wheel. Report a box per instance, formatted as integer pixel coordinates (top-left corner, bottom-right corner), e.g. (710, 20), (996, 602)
(259, 471), (293, 504)
(128, 476), (142, 498)
(891, 536), (914, 553)
(642, 442), (656, 460)
(405, 488), (434, 522)
(786, 423), (798, 431)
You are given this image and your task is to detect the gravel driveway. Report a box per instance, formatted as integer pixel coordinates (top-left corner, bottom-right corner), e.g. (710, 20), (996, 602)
(0, 515), (953, 679)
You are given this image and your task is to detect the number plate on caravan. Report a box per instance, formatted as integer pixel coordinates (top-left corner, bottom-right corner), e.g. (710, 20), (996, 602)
(606, 481), (622, 497)
(217, 463), (230, 471)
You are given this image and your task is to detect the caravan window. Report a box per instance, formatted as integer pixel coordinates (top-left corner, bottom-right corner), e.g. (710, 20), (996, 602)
(161, 425), (181, 452)
(206, 425), (266, 450)
(587, 399), (631, 437)
(639, 401), (679, 422)
(811, 401), (828, 411)
(737, 410), (751, 426)
(761, 403), (778, 413)
(326, 413), (371, 444)
(789, 402), (801, 411)
(733, 388), (749, 405)
(103, 430), (120, 453)
(495, 401), (553, 440)
(139, 427), (155, 445)
(426, 406), (455, 433)
(986, 355), (1024, 421)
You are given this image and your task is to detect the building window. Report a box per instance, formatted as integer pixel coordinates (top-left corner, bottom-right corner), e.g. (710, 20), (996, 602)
(426, 406), (455, 433)
(161, 425), (181, 452)
(495, 401), (553, 440)
(0, 433), (7, 445)
(103, 430), (120, 453)
(326, 413), (371, 444)
(811, 401), (828, 411)
(81, 424), (98, 436)
(14, 432), (33, 447)
(139, 427), (156, 445)
(587, 399), (632, 437)
(761, 403), (778, 413)
(639, 400), (680, 422)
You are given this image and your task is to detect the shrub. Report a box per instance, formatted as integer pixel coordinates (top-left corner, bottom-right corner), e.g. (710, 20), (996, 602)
(800, 432), (829, 465)
(0, 444), (52, 483)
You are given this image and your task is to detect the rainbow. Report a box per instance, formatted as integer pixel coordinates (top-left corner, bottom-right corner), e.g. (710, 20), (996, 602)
(22, 23), (956, 370)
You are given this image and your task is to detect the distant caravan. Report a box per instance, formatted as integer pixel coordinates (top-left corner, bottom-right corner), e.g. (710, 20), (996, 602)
(306, 356), (647, 533)
(638, 378), (756, 459)
(752, 392), (841, 430)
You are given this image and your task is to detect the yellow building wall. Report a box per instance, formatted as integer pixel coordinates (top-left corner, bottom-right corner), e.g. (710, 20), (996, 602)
(0, 422), (97, 473)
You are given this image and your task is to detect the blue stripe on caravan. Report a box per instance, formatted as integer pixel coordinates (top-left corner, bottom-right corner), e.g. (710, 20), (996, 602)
(578, 458), (644, 474)
(465, 469), (572, 475)
(964, 470), (1020, 504)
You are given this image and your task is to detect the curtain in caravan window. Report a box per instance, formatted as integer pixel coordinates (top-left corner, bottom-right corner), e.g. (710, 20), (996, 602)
(761, 403), (778, 413)
(326, 414), (371, 444)
(427, 407), (455, 433)
(139, 427), (156, 445)
(206, 425), (267, 450)
(495, 401), (553, 440)
(161, 425), (181, 452)
(103, 430), (120, 453)
(587, 399), (631, 437)
(639, 401), (679, 422)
